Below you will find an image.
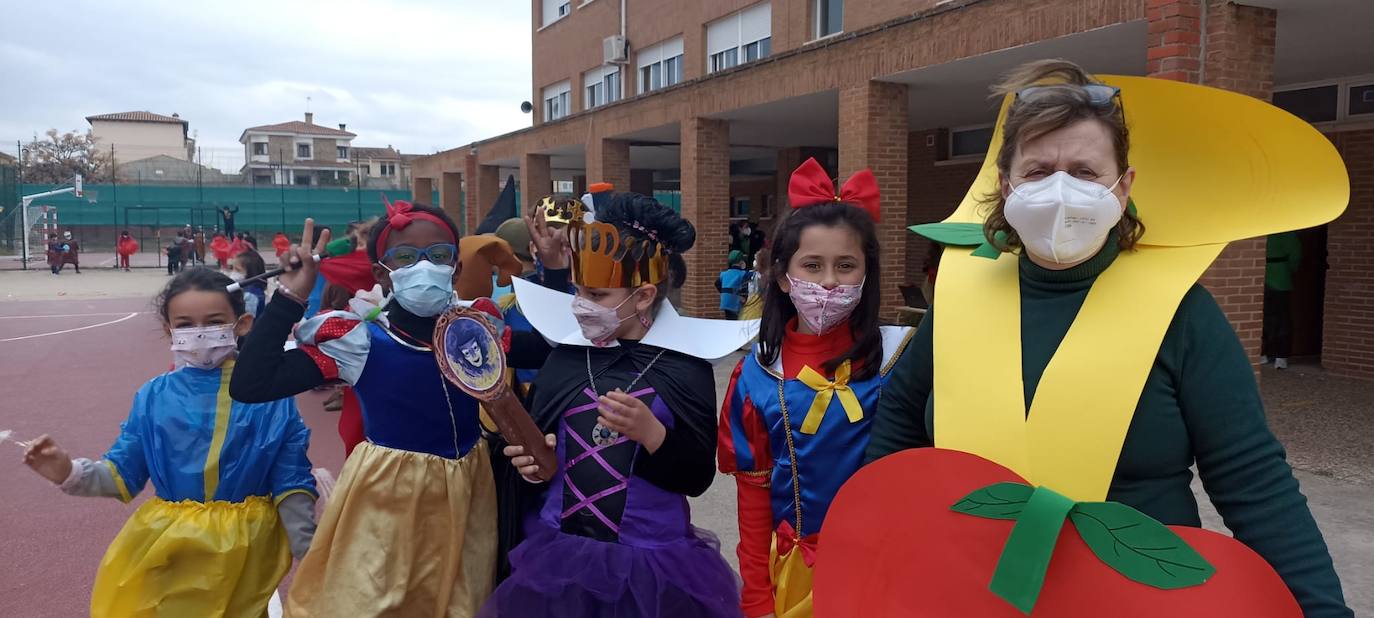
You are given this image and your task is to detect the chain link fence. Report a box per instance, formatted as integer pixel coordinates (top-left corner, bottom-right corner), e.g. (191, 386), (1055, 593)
(1, 181), (436, 270)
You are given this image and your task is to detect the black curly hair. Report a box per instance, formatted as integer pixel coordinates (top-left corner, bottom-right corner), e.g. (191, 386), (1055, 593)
(366, 202), (462, 263)
(155, 266), (246, 323)
(593, 192), (695, 300)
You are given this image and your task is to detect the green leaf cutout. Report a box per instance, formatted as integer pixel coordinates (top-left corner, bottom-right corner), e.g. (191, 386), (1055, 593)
(950, 482), (1035, 520)
(909, 222), (986, 246)
(1069, 501), (1216, 589)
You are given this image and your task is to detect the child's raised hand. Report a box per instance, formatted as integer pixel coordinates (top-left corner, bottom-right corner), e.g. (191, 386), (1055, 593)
(504, 434), (557, 483)
(524, 205), (569, 270)
(22, 435), (73, 485)
(598, 390), (666, 453)
(277, 218), (330, 305)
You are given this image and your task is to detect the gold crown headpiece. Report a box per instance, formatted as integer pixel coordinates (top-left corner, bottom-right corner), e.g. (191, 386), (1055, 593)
(538, 195), (582, 227)
(568, 218), (671, 289)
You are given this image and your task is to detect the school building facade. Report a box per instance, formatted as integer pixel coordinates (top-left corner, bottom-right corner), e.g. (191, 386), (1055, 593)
(411, 0), (1374, 378)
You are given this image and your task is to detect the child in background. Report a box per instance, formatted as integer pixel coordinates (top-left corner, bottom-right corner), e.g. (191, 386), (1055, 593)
(46, 233), (65, 275)
(22, 267), (316, 617)
(230, 249), (269, 318)
(716, 249), (749, 320)
(116, 231), (139, 271)
(273, 231), (291, 263)
(165, 232), (184, 276)
(718, 159), (913, 618)
(211, 232), (231, 269)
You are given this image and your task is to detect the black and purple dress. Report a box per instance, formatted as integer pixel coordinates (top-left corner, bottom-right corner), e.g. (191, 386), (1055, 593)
(481, 340), (742, 617)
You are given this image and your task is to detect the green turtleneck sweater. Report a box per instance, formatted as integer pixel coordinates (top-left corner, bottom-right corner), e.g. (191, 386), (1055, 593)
(865, 241), (1350, 616)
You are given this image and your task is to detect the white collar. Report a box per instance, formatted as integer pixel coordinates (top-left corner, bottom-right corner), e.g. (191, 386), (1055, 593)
(511, 277), (759, 362)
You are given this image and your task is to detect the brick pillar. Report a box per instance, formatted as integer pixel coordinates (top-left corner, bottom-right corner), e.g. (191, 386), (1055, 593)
(630, 169), (654, 197)
(1145, 0), (1203, 82)
(1147, 0), (1275, 364)
(412, 177), (434, 205)
(776, 147), (802, 211)
(839, 80), (910, 319)
(462, 154), (479, 234)
(520, 154), (552, 214)
(680, 117), (731, 318)
(587, 138), (631, 191)
(477, 164), (502, 221)
(1325, 130), (1374, 378)
(440, 172), (463, 233)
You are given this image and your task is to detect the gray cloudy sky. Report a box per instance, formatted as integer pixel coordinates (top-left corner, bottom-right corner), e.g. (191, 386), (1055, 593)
(0, 0), (533, 172)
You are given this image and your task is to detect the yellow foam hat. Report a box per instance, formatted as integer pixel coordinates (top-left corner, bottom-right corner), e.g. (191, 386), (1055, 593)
(935, 75), (1349, 245)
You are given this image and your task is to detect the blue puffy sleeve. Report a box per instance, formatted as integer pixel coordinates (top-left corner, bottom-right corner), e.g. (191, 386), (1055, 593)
(269, 402), (317, 504)
(101, 386), (152, 503)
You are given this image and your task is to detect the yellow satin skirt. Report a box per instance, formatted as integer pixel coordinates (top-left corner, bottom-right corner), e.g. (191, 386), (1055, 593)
(740, 292), (763, 321)
(286, 441), (497, 617)
(92, 496), (290, 618)
(769, 534), (815, 618)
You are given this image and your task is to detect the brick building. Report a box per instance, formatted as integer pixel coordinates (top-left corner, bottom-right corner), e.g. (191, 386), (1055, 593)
(412, 0), (1374, 378)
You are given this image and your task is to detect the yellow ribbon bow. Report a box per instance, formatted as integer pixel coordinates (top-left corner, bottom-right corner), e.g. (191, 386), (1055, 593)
(796, 360), (864, 434)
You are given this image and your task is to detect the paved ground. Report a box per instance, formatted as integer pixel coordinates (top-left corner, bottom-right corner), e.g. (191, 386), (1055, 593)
(0, 268), (1369, 615)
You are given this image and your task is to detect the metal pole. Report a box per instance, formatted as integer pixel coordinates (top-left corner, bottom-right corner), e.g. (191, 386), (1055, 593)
(356, 162), (362, 221)
(111, 143), (118, 266)
(17, 140), (26, 270)
(20, 196), (30, 270)
(279, 149), (287, 232)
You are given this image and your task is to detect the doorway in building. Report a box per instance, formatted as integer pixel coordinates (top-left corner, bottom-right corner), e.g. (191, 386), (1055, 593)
(1287, 225), (1328, 360)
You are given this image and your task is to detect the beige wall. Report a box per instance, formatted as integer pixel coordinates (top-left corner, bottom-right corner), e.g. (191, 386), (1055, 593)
(90, 120), (188, 164)
(313, 138), (340, 161)
(268, 136), (295, 162)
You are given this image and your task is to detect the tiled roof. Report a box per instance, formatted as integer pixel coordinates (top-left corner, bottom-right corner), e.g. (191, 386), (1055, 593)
(243, 121), (356, 137)
(86, 111), (187, 125)
(351, 146), (400, 159)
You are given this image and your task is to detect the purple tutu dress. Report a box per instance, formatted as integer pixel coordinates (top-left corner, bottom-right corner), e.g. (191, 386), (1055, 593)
(480, 378), (742, 618)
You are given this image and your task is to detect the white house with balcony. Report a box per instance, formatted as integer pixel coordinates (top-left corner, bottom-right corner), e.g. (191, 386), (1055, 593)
(239, 112), (356, 186)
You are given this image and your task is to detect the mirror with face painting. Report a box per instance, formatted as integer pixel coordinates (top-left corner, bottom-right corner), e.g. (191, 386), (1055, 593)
(434, 309), (506, 398)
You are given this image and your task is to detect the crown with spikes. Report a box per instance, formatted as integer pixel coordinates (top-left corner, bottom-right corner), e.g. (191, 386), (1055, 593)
(569, 208), (671, 289)
(538, 195), (582, 227)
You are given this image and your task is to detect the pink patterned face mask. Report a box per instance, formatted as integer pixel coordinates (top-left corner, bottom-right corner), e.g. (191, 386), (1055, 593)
(786, 274), (864, 335)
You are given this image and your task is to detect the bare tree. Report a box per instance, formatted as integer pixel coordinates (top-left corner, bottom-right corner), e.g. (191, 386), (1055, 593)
(20, 129), (110, 184)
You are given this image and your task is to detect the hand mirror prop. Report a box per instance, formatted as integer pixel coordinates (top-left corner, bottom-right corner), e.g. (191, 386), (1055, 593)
(434, 306), (557, 480)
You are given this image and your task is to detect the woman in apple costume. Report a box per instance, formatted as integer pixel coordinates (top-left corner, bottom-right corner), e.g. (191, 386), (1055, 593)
(837, 60), (1352, 616)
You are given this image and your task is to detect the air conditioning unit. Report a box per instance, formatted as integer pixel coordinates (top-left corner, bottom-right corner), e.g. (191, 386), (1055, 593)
(603, 35), (628, 64)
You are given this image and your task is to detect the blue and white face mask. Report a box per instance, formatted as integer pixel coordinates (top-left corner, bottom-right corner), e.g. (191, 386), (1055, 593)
(384, 260), (455, 317)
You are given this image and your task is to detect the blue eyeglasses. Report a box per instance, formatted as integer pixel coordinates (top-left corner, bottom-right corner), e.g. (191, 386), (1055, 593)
(381, 243), (458, 268)
(1016, 84), (1121, 109)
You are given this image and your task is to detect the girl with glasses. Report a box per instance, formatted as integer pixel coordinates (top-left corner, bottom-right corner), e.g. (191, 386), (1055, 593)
(231, 201), (566, 617)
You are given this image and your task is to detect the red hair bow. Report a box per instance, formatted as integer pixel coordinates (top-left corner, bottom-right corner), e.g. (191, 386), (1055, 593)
(382, 196), (417, 230)
(787, 157), (881, 222)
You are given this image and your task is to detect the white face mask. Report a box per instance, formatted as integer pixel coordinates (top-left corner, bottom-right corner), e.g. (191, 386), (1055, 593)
(170, 324), (238, 370)
(227, 271), (245, 283)
(385, 260), (456, 317)
(1004, 171), (1124, 265)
